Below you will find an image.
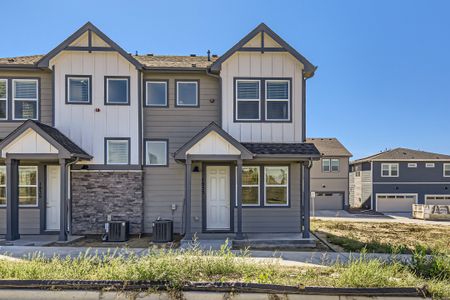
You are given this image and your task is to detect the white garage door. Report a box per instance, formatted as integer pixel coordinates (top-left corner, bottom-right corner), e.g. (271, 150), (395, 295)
(312, 192), (343, 210)
(425, 195), (450, 206)
(376, 194), (417, 212)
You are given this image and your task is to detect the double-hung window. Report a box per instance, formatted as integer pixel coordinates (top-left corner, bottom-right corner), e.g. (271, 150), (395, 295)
(105, 77), (129, 105)
(0, 166), (5, 206)
(322, 158), (340, 172)
(236, 80), (260, 121)
(264, 166), (289, 206)
(13, 79), (38, 120)
(176, 81), (198, 107)
(67, 76), (91, 104)
(105, 138), (129, 165)
(381, 163), (399, 177)
(18, 166), (38, 207)
(241, 166), (260, 206)
(146, 81), (168, 107)
(145, 140), (168, 166)
(444, 163), (450, 177)
(265, 80), (290, 121)
(0, 79), (7, 120)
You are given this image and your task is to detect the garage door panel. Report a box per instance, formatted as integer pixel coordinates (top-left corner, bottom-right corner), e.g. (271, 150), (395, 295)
(425, 195), (450, 206)
(313, 192), (343, 210)
(377, 194), (416, 213)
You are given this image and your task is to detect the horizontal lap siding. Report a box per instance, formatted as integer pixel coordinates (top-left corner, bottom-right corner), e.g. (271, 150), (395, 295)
(142, 72), (220, 233)
(0, 70), (53, 139)
(0, 208), (40, 234)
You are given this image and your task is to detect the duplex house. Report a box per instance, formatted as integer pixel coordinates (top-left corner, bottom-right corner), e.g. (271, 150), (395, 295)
(349, 148), (450, 212)
(0, 22), (319, 242)
(307, 138), (352, 211)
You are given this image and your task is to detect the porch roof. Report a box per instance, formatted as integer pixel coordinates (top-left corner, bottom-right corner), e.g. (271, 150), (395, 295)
(243, 143), (320, 158)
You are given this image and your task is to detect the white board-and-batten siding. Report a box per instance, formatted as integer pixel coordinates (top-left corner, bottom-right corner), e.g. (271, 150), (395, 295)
(50, 51), (139, 164)
(1, 128), (58, 158)
(221, 52), (304, 143)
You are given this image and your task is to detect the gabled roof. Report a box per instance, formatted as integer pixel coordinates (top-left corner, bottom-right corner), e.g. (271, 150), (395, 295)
(174, 122), (253, 160)
(306, 138), (352, 157)
(0, 120), (91, 159)
(243, 143), (320, 157)
(36, 22), (143, 70)
(352, 147), (450, 164)
(210, 23), (316, 76)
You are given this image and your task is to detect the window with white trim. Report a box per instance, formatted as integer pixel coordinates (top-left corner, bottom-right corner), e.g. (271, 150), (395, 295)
(106, 77), (129, 104)
(265, 80), (290, 121)
(0, 166), (5, 206)
(13, 79), (38, 120)
(381, 163), (399, 177)
(67, 76), (90, 103)
(408, 163), (417, 168)
(322, 158), (340, 172)
(106, 139), (129, 165)
(264, 166), (289, 206)
(241, 166), (260, 206)
(236, 80), (260, 120)
(145, 140), (168, 166)
(0, 79), (7, 120)
(176, 81), (198, 106)
(322, 159), (330, 172)
(444, 164), (450, 177)
(426, 163), (435, 168)
(18, 166), (38, 207)
(146, 81), (167, 107)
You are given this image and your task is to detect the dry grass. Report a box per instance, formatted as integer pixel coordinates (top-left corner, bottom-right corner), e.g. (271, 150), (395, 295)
(311, 220), (450, 254)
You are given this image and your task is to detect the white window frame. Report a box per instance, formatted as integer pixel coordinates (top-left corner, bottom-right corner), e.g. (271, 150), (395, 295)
(0, 79), (7, 120)
(106, 77), (129, 105)
(444, 163), (450, 177)
(12, 79), (39, 120)
(240, 166), (260, 207)
(330, 158), (340, 172)
(18, 166), (39, 208)
(145, 140), (168, 166)
(146, 81), (168, 107)
(265, 79), (290, 121)
(176, 81), (198, 107)
(381, 163), (399, 177)
(0, 166), (5, 206)
(426, 163), (435, 168)
(264, 166), (289, 207)
(235, 79), (261, 121)
(105, 139), (130, 165)
(67, 76), (91, 104)
(408, 163), (417, 168)
(322, 159), (331, 172)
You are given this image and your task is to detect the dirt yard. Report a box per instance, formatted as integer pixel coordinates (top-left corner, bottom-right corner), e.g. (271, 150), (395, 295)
(311, 219), (450, 254)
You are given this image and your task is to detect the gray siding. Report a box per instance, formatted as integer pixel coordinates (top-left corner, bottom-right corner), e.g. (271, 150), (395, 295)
(142, 72), (220, 233)
(0, 70), (53, 139)
(0, 208), (40, 235)
(372, 161), (450, 182)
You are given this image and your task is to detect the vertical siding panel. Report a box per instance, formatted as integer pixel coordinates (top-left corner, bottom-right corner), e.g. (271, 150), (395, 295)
(239, 53), (252, 142)
(250, 53), (262, 142)
(261, 53), (274, 142)
(294, 62), (303, 141)
(282, 54), (296, 142)
(226, 54), (241, 141)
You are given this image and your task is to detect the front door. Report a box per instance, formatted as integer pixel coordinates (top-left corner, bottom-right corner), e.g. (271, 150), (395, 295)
(206, 166), (230, 230)
(46, 165), (61, 231)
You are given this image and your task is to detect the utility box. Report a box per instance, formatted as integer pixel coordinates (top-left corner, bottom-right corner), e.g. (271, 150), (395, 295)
(152, 219), (173, 243)
(412, 204), (450, 221)
(104, 221), (129, 242)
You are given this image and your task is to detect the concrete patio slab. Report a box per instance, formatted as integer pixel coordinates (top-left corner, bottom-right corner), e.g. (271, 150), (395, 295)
(0, 235), (84, 247)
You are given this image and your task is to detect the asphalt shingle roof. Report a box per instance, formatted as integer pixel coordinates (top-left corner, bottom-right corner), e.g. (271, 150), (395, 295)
(242, 143), (320, 156)
(306, 138), (352, 157)
(353, 147), (450, 163)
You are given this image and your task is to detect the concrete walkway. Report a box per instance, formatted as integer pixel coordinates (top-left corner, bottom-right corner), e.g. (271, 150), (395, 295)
(0, 245), (413, 267)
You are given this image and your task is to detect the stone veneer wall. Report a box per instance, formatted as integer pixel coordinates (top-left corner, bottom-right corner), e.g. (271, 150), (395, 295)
(71, 170), (144, 235)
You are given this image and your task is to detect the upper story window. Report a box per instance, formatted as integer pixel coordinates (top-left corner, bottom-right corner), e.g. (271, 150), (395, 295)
(13, 79), (39, 120)
(241, 166), (260, 206)
(66, 75), (91, 104)
(145, 81), (168, 107)
(322, 158), (340, 172)
(0, 79), (7, 120)
(264, 166), (289, 206)
(105, 77), (129, 105)
(444, 164), (450, 177)
(235, 78), (291, 122)
(176, 81), (198, 107)
(408, 163), (417, 168)
(381, 163), (399, 177)
(236, 80), (260, 121)
(145, 140), (168, 166)
(105, 138), (129, 165)
(426, 163), (435, 168)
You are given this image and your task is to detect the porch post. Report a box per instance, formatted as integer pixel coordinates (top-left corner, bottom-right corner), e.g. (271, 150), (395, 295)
(236, 159), (243, 239)
(59, 159), (68, 241)
(299, 164), (304, 233)
(302, 161), (311, 239)
(184, 157), (192, 239)
(6, 158), (20, 241)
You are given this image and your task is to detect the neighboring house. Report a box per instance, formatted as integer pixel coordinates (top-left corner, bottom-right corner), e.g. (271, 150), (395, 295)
(307, 138), (352, 211)
(0, 22), (320, 242)
(349, 148), (450, 212)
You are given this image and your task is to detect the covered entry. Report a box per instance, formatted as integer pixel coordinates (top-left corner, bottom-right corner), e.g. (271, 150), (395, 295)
(0, 120), (91, 241)
(376, 194), (417, 213)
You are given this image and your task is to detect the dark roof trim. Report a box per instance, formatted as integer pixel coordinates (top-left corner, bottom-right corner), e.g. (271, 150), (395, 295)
(0, 64), (41, 70)
(174, 122), (253, 160)
(36, 22), (143, 70)
(210, 23), (316, 76)
(0, 120), (91, 160)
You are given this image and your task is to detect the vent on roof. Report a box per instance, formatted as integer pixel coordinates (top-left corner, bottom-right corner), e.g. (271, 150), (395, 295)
(212, 54), (218, 58)
(190, 54), (196, 57)
(146, 54), (153, 56)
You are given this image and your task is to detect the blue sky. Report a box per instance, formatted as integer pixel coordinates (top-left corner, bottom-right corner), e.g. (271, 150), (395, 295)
(1, 0), (449, 159)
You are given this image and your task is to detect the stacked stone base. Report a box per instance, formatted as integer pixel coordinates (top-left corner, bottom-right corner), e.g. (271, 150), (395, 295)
(71, 170), (143, 235)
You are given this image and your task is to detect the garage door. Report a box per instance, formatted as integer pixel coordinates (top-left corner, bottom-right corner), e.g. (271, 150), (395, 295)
(425, 195), (450, 206)
(376, 194), (417, 212)
(312, 192), (343, 210)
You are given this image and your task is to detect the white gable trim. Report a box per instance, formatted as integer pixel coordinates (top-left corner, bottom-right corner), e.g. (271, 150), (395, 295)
(1, 128), (59, 158)
(186, 131), (241, 156)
